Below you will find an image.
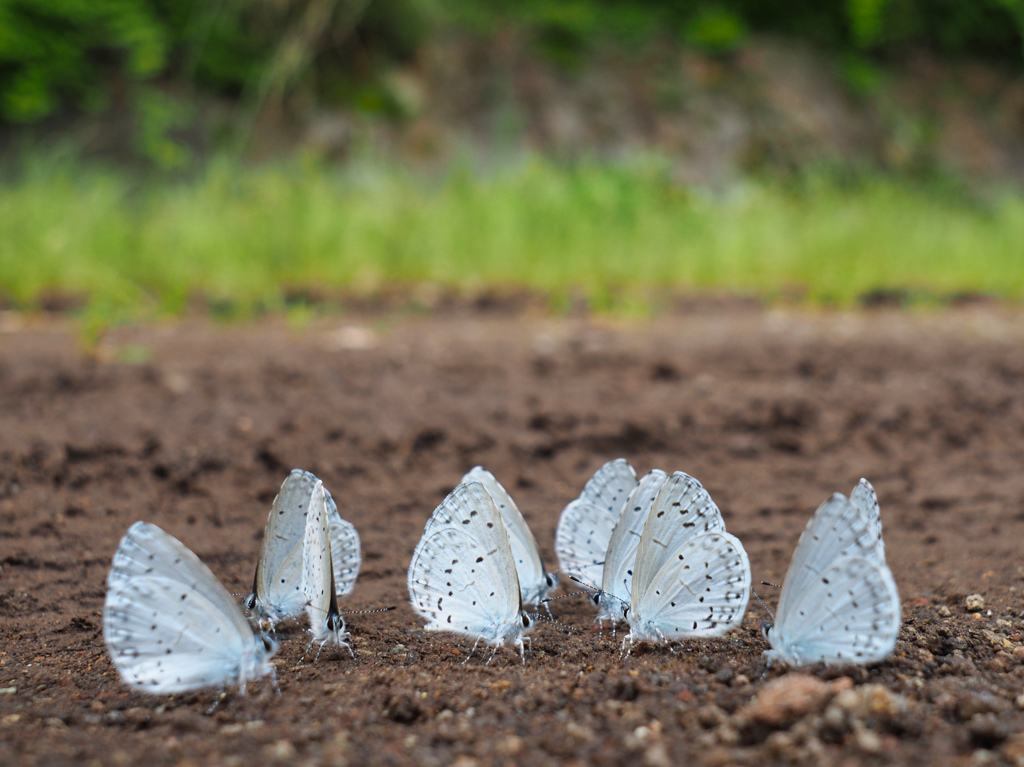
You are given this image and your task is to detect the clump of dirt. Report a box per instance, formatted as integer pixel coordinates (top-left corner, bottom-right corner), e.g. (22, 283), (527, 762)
(2, 307), (1024, 766)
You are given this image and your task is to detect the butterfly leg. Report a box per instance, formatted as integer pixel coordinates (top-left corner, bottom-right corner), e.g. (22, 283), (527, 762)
(339, 637), (355, 659)
(299, 635), (317, 663)
(463, 636), (484, 665)
(619, 633), (635, 659)
(485, 643), (502, 666)
(205, 691), (227, 715)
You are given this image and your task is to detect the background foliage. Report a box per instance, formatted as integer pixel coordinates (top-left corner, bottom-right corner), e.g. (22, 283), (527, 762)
(1, 0), (1023, 163)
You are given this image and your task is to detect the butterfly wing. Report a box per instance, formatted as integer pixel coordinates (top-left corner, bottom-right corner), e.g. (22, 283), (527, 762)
(767, 555), (900, 665)
(600, 469), (669, 615)
(774, 494), (882, 625)
(630, 472), (726, 602)
(460, 467), (552, 606)
(103, 522), (275, 694)
(850, 478), (884, 559)
(303, 482), (335, 629)
(324, 484), (361, 598)
(555, 458), (637, 588)
(629, 531), (751, 641)
(408, 482), (524, 645)
(249, 469), (318, 623)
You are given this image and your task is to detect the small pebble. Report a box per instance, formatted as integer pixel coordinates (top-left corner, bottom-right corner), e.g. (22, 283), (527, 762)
(737, 674), (835, 729)
(854, 726), (883, 755)
(642, 743), (672, 767)
(938, 605), (952, 618)
(966, 594), (986, 612)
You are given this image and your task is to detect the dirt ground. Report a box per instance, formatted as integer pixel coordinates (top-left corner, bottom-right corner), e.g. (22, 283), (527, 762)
(2, 305), (1024, 766)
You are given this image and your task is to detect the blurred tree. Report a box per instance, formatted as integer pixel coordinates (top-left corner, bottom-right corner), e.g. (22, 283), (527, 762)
(0, 0), (166, 121)
(1, 0), (1022, 165)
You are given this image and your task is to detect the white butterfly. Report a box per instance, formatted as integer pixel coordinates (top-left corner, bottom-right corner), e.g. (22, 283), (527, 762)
(460, 467), (556, 608)
(624, 472), (750, 646)
(763, 487), (900, 666)
(555, 458), (638, 591)
(302, 480), (353, 657)
(104, 522), (278, 694)
(408, 481), (533, 663)
(593, 469), (670, 624)
(246, 469), (361, 628)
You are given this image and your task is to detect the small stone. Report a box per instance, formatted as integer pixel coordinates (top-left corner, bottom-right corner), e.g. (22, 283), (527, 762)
(0, 687), (15, 695)
(496, 735), (523, 756)
(269, 740), (295, 761)
(830, 684), (912, 730)
(966, 594), (986, 612)
(715, 723), (740, 746)
(970, 714), (1010, 748)
(938, 605), (952, 618)
(625, 722), (662, 750)
(390, 644), (408, 655)
(765, 730), (794, 755)
(954, 692), (1010, 721)
(973, 749), (999, 766)
(696, 705), (729, 729)
(642, 743), (672, 767)
(565, 722), (594, 744)
(1015, 692), (1024, 710)
(853, 726), (883, 754)
(702, 747), (737, 767)
(1001, 732), (1024, 764)
(733, 674), (751, 687)
(220, 723), (245, 735)
(738, 674), (835, 729)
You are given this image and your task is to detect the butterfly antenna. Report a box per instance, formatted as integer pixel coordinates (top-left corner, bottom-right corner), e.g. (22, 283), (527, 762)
(526, 610), (574, 634)
(339, 606), (397, 617)
(751, 588), (775, 622)
(567, 574), (602, 592)
(541, 591), (592, 604)
(760, 580), (781, 589)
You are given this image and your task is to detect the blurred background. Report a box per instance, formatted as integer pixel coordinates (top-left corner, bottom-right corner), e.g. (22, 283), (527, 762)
(1, 0), (1023, 338)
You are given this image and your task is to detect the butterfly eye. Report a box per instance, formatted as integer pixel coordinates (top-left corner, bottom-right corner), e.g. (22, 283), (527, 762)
(522, 614), (532, 628)
(244, 595), (256, 610)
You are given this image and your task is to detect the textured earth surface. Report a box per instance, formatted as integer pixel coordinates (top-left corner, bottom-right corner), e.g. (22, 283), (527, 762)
(2, 306), (1024, 766)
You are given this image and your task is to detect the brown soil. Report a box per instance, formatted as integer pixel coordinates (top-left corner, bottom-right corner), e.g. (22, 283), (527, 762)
(2, 307), (1024, 766)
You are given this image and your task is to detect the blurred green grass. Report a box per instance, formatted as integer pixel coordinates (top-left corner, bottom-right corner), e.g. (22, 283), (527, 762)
(2, 156), (1023, 333)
